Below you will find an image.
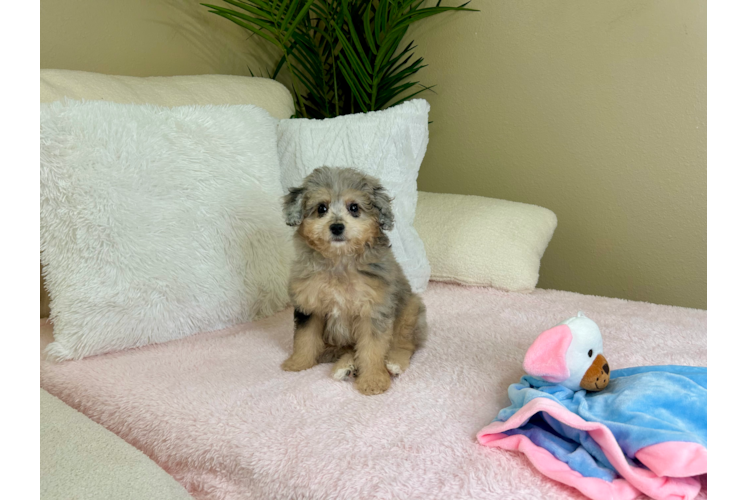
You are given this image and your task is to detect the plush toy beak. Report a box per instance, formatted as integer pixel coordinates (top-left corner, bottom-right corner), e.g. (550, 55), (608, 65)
(580, 354), (610, 391)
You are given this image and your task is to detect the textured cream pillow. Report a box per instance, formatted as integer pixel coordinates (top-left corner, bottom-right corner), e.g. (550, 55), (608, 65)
(414, 192), (557, 292)
(277, 100), (431, 293)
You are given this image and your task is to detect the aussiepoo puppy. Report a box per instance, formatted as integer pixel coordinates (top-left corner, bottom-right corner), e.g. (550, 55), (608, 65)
(280, 166), (427, 395)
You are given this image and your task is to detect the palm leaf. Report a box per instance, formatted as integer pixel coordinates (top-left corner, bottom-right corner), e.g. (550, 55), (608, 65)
(281, 0), (316, 44)
(203, 8), (281, 47)
(203, 5), (278, 33)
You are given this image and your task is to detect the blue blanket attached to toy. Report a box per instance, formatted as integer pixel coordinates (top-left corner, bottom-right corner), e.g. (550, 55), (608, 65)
(477, 365), (706, 500)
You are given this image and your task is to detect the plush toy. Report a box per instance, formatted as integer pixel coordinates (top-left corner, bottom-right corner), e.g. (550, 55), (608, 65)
(523, 312), (610, 391)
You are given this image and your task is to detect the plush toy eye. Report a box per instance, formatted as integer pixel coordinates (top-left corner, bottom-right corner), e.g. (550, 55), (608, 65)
(317, 204), (328, 215)
(349, 203), (359, 215)
(588, 349), (593, 358)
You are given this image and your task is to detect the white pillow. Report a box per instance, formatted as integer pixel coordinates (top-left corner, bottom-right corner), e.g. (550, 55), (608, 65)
(39, 70), (296, 319)
(414, 192), (557, 292)
(277, 100), (431, 293)
(41, 100), (292, 360)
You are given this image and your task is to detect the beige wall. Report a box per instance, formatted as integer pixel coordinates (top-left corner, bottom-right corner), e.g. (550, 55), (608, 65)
(41, 0), (282, 78)
(41, 0), (706, 309)
(409, 0), (706, 309)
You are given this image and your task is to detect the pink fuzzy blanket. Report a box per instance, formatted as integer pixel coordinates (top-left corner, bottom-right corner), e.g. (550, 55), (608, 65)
(40, 283), (706, 499)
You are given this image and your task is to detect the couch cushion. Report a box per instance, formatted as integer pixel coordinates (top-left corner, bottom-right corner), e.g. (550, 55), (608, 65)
(41, 69), (294, 119)
(414, 192), (557, 292)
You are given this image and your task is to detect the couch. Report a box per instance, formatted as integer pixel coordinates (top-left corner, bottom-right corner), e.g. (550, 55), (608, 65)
(40, 70), (706, 500)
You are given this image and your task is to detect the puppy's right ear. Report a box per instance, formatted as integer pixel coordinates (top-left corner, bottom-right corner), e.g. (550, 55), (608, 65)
(283, 186), (305, 227)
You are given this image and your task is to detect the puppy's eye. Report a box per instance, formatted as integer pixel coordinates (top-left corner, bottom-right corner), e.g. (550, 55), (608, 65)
(349, 203), (359, 215)
(317, 204), (328, 215)
(588, 349), (593, 358)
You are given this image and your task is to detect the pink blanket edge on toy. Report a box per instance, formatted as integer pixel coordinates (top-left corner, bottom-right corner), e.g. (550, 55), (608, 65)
(477, 398), (705, 500)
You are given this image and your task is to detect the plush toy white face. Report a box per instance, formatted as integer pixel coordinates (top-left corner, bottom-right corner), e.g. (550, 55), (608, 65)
(523, 312), (610, 392)
(561, 313), (605, 391)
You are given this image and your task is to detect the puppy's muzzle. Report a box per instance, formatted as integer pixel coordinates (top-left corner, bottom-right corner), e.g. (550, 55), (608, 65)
(330, 223), (345, 236)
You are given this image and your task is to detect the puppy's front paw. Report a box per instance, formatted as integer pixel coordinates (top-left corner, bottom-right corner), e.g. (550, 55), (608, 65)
(281, 356), (317, 372)
(355, 371), (391, 395)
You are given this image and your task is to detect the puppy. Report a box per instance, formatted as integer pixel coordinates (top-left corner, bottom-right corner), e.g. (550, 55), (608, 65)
(280, 167), (427, 395)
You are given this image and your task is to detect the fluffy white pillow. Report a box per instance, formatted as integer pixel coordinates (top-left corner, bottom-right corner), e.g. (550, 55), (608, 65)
(41, 100), (292, 361)
(414, 192), (557, 292)
(277, 100), (431, 293)
(39, 70), (297, 318)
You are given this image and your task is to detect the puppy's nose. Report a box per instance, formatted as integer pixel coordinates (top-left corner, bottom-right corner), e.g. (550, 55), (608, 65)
(330, 223), (345, 236)
(603, 363), (609, 374)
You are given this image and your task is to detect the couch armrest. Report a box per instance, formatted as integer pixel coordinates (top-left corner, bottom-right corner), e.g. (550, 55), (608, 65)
(41, 389), (191, 499)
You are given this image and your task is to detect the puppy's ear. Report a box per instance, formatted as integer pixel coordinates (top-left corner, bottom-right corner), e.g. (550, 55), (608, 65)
(371, 185), (395, 231)
(283, 186), (305, 227)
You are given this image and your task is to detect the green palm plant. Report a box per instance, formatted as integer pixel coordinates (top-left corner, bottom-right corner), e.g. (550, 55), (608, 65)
(201, 0), (476, 118)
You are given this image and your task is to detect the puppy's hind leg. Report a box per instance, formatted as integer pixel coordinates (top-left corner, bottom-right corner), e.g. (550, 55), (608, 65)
(331, 346), (357, 381)
(386, 295), (427, 376)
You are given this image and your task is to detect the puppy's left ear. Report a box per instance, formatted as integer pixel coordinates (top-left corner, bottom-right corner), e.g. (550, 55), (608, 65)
(283, 186), (305, 227)
(371, 185), (395, 231)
